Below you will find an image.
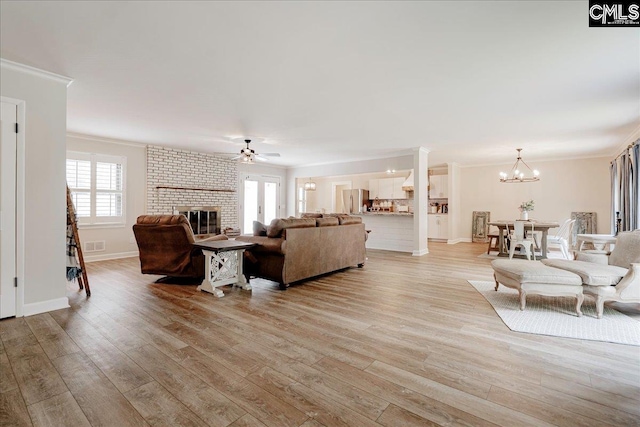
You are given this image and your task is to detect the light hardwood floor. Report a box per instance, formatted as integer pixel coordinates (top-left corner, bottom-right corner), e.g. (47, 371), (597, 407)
(1, 242), (639, 426)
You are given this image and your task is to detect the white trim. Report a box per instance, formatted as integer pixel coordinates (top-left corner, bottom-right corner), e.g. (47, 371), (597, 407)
(412, 248), (428, 256)
(0, 59), (73, 87)
(1, 96), (26, 317)
(67, 132), (147, 148)
(84, 251), (139, 263)
(447, 238), (470, 244)
(23, 296), (70, 317)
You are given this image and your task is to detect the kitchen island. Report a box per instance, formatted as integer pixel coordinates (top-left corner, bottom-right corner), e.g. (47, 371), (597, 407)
(355, 212), (414, 253)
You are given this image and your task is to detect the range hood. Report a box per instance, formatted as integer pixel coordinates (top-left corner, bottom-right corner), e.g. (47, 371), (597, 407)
(401, 170), (414, 191)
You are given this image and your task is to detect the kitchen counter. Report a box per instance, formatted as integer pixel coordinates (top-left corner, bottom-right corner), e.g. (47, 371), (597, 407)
(354, 213), (413, 252)
(360, 212), (413, 216)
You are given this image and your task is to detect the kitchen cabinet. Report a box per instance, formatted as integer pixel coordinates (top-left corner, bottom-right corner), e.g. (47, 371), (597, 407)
(378, 178), (394, 199)
(392, 177), (406, 199)
(370, 177), (407, 199)
(428, 214), (448, 239)
(368, 179), (379, 198)
(429, 174), (448, 198)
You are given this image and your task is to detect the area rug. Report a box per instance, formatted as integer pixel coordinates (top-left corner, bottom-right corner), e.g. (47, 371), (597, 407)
(468, 280), (640, 346)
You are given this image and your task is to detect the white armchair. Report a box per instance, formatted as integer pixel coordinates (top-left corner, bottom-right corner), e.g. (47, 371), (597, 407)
(542, 230), (640, 318)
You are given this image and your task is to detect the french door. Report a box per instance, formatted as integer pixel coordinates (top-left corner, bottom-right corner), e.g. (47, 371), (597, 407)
(240, 174), (280, 233)
(0, 102), (17, 319)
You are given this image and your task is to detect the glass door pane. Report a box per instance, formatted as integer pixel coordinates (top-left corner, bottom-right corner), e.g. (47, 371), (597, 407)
(264, 181), (278, 225)
(243, 179), (259, 233)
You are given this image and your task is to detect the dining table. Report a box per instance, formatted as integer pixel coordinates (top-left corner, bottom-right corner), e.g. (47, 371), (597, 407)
(488, 220), (560, 259)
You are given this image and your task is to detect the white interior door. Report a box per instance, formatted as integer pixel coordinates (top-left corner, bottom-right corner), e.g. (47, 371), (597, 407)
(0, 102), (17, 319)
(241, 174), (280, 233)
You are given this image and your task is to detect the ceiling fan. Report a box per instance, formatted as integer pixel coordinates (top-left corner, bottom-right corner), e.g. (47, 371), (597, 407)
(219, 139), (280, 163)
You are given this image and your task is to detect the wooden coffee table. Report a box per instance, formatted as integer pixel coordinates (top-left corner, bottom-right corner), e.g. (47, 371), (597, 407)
(192, 240), (256, 298)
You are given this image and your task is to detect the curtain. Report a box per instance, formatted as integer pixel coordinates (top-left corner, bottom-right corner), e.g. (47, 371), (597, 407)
(612, 141), (639, 233)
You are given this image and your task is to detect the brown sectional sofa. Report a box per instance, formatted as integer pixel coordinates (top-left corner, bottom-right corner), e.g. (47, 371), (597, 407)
(236, 214), (366, 289)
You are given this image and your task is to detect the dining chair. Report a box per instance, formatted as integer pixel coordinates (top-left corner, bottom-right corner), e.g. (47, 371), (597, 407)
(508, 221), (536, 260)
(546, 219), (576, 259)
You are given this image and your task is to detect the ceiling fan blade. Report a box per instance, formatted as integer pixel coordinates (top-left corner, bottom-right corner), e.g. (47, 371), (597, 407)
(229, 155), (243, 160)
(259, 153), (281, 157)
(255, 156), (269, 162)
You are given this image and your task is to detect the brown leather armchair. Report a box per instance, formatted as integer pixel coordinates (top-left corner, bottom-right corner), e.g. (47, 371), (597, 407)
(133, 215), (227, 280)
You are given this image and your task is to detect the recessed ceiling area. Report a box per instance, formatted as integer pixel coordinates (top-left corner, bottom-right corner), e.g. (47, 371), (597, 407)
(1, 1), (638, 167)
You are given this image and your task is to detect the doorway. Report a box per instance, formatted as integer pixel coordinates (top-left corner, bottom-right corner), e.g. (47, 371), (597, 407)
(1, 101), (17, 318)
(240, 174), (281, 233)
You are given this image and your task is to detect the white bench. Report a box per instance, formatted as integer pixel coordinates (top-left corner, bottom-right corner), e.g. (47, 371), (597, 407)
(491, 259), (585, 316)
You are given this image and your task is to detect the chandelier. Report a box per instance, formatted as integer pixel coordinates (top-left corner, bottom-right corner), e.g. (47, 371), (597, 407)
(499, 149), (540, 183)
(304, 178), (316, 191)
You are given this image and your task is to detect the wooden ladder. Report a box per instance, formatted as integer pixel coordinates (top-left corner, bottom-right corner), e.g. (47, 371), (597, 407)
(66, 185), (90, 296)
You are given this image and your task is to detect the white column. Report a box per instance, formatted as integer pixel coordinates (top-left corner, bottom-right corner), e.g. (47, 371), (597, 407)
(413, 147), (429, 256)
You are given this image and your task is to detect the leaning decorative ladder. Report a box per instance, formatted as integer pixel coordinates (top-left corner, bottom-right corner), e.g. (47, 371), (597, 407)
(66, 185), (91, 296)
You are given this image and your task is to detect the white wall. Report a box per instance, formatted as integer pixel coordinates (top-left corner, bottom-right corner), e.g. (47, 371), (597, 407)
(1, 60), (70, 314)
(459, 156), (611, 239)
(67, 134), (146, 261)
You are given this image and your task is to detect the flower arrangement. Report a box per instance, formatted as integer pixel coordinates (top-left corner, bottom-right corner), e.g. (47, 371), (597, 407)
(519, 200), (535, 212)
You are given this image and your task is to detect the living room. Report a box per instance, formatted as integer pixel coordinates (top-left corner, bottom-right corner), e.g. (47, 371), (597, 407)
(1, 1), (639, 426)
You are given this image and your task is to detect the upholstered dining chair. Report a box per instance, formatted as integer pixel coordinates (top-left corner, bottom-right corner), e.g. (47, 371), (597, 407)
(508, 221), (536, 260)
(547, 219), (575, 259)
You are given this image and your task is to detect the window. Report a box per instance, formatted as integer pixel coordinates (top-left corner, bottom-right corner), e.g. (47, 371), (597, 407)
(66, 152), (126, 226)
(297, 185), (306, 215)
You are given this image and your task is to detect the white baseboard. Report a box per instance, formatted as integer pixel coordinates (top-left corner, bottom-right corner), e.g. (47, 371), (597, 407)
(23, 297), (69, 317)
(84, 250), (139, 263)
(412, 248), (429, 256)
(448, 238), (472, 244)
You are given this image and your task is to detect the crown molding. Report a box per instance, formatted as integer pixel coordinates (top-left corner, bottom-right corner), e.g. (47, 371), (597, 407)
(67, 132), (147, 148)
(0, 58), (73, 87)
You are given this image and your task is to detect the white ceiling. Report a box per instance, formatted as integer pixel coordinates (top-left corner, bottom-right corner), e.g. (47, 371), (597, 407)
(1, 1), (638, 167)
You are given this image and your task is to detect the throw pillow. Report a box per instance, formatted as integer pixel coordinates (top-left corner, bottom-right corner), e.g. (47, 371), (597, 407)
(253, 221), (267, 236)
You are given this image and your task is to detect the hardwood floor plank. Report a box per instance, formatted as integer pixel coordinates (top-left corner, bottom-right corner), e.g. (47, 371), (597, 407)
(51, 352), (148, 427)
(246, 366), (381, 427)
(25, 314), (81, 360)
(27, 391), (91, 427)
(0, 388), (32, 427)
(376, 404), (440, 427)
(3, 243), (637, 427)
(63, 323), (153, 394)
(0, 351), (18, 393)
(313, 356), (497, 427)
(171, 346), (310, 427)
(365, 360), (558, 427)
(233, 342), (389, 421)
(3, 334), (68, 406)
(227, 413), (268, 427)
(127, 345), (246, 427)
(124, 381), (209, 427)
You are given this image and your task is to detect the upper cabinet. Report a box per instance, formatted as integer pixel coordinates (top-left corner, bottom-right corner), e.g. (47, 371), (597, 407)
(369, 177), (407, 199)
(429, 174), (448, 198)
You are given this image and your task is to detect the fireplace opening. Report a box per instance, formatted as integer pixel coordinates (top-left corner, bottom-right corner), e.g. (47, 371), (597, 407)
(173, 206), (221, 236)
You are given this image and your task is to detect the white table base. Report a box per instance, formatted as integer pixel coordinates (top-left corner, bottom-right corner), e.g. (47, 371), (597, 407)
(197, 248), (251, 297)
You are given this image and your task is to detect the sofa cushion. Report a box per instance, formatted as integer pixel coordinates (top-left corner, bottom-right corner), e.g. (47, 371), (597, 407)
(492, 259), (582, 285)
(253, 221), (267, 236)
(608, 231), (640, 269)
(316, 217), (339, 227)
(541, 259), (628, 286)
(266, 218), (317, 238)
(137, 214), (188, 226)
(338, 216), (363, 225)
(236, 235), (285, 255)
(301, 213), (323, 219)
